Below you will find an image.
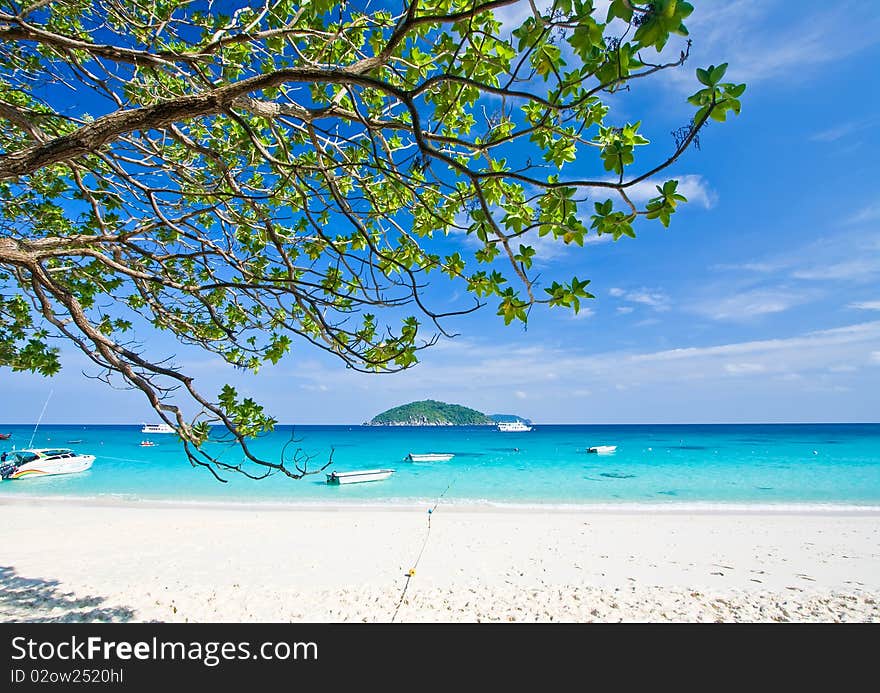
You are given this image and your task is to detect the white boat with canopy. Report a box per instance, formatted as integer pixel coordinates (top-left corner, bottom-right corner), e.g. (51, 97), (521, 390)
(0, 448), (95, 480)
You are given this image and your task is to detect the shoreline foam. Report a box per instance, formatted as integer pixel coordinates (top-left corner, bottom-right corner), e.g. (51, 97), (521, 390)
(3, 493), (880, 515)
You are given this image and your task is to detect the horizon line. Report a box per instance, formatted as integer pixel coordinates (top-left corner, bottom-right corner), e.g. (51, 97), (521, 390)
(1, 421), (879, 427)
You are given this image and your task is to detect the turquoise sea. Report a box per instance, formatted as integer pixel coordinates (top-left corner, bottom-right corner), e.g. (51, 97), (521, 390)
(0, 424), (878, 507)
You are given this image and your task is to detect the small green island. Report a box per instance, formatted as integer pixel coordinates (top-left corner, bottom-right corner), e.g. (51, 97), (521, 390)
(366, 400), (502, 426)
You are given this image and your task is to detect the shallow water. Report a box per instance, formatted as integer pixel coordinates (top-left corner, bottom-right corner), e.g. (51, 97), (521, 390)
(0, 423), (878, 506)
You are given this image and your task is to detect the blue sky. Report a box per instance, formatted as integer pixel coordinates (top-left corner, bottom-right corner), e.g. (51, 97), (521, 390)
(3, 0), (880, 424)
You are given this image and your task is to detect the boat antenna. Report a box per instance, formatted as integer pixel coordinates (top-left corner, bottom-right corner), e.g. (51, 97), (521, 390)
(27, 389), (53, 449)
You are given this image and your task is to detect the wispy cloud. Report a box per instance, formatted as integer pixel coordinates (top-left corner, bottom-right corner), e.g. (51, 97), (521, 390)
(724, 362), (766, 375)
(850, 300), (880, 311)
(675, 0), (880, 86)
(710, 232), (880, 288)
(689, 287), (812, 322)
(609, 287), (671, 311)
(285, 321), (880, 419)
(810, 118), (877, 143)
(791, 259), (880, 282)
(848, 203), (880, 225)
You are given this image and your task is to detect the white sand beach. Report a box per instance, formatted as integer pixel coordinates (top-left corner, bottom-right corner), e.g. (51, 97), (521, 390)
(1, 499), (878, 622)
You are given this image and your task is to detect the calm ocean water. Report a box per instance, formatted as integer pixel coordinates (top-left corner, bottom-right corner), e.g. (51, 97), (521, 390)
(0, 424), (878, 507)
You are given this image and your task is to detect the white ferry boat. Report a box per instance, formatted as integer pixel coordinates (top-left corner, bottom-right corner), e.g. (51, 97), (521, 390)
(141, 423), (175, 434)
(497, 421), (533, 432)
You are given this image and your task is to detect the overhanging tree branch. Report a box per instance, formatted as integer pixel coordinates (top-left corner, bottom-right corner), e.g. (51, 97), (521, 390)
(0, 0), (744, 480)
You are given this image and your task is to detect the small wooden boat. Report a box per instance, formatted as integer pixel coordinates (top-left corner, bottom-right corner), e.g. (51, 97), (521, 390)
(587, 445), (617, 454)
(0, 433), (10, 440)
(326, 469), (394, 485)
(406, 453), (455, 462)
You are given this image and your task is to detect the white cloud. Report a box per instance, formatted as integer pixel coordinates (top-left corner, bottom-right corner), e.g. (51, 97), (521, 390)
(627, 290), (670, 310)
(286, 317), (880, 416)
(712, 261), (785, 273)
(690, 288), (810, 321)
(709, 233), (880, 302)
(672, 0), (880, 87)
(810, 119), (876, 143)
(791, 259), (880, 282)
(616, 306), (634, 314)
(828, 364), (857, 373)
(570, 307), (595, 320)
(620, 174), (717, 209)
(610, 287), (670, 311)
(849, 300), (880, 311)
(724, 362), (766, 375)
(848, 203), (880, 225)
(776, 372), (803, 381)
(627, 322), (879, 366)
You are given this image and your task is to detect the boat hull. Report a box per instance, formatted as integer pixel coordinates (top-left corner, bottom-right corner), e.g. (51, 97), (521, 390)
(497, 423), (532, 432)
(407, 454), (454, 462)
(141, 425), (174, 434)
(587, 446), (617, 454)
(327, 469), (394, 485)
(6, 455), (95, 479)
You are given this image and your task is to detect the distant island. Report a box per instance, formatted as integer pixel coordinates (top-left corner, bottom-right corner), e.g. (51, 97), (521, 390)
(489, 413), (532, 424)
(366, 400), (510, 426)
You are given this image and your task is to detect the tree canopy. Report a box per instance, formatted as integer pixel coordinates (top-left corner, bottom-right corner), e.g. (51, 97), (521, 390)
(0, 0), (744, 479)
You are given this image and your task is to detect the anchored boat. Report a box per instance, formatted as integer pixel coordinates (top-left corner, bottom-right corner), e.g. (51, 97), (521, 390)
(326, 469), (394, 485)
(0, 448), (95, 480)
(497, 421), (533, 432)
(587, 445), (617, 454)
(141, 423), (174, 434)
(406, 453), (454, 462)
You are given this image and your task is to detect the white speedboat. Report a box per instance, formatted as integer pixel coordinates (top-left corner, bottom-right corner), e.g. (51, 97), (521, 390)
(406, 453), (455, 462)
(497, 421), (532, 432)
(326, 469), (394, 485)
(587, 445), (617, 454)
(0, 448), (95, 480)
(141, 423), (174, 434)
